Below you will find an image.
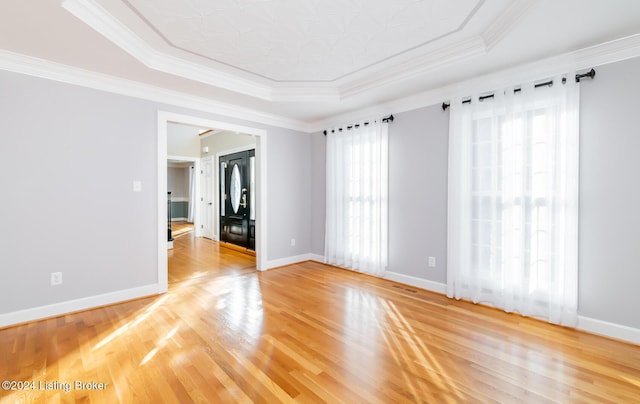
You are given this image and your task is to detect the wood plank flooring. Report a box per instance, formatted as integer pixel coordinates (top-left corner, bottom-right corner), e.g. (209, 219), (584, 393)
(1, 233), (639, 402)
(170, 221), (195, 239)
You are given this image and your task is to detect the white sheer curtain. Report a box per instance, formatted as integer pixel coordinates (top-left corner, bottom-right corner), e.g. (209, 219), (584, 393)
(325, 119), (389, 276)
(447, 76), (580, 326)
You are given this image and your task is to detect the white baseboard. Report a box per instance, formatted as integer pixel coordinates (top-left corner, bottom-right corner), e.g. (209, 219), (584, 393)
(307, 254), (325, 263)
(0, 284), (161, 328)
(384, 271), (447, 294)
(265, 253), (324, 270)
(578, 315), (640, 346)
(170, 217), (188, 222)
(381, 273), (640, 345)
(5, 263), (637, 347)
(266, 257), (640, 346)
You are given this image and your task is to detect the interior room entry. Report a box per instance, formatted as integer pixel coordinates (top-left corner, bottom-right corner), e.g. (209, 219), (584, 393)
(220, 149), (255, 250)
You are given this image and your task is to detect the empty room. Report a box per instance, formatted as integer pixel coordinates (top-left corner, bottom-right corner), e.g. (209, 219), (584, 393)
(1, 0), (640, 402)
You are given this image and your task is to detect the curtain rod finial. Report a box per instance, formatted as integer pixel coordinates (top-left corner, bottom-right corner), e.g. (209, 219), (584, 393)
(576, 68), (596, 82)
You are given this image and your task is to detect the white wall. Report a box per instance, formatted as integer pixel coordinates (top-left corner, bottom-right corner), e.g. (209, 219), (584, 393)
(200, 130), (256, 158)
(167, 123), (200, 157)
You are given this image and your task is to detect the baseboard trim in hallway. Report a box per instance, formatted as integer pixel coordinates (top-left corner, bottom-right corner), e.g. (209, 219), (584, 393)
(0, 284), (159, 329)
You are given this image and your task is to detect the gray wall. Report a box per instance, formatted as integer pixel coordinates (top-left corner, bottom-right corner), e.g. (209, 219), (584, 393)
(309, 106), (449, 280)
(387, 105), (449, 283)
(167, 167), (189, 198)
(3, 52), (639, 332)
(0, 71), (158, 313)
(309, 56), (640, 330)
(267, 128), (311, 258)
(170, 201), (189, 219)
(310, 132), (326, 256)
(578, 56), (640, 329)
(0, 69), (311, 316)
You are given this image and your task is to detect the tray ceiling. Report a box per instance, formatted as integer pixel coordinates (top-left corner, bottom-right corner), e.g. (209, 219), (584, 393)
(122, 0), (483, 82)
(1, 0), (639, 127)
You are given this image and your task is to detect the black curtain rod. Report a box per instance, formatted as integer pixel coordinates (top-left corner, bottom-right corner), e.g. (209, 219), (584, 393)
(323, 114), (394, 136)
(441, 68), (596, 111)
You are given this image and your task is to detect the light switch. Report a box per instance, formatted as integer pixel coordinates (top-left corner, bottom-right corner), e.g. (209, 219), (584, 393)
(133, 181), (142, 192)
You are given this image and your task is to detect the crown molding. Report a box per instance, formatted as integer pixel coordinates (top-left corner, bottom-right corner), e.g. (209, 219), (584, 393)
(338, 36), (487, 99)
(310, 33), (640, 132)
(573, 32), (640, 68)
(481, 0), (538, 51)
(62, 0), (274, 100)
(271, 83), (341, 102)
(2, 30), (638, 135)
(0, 50), (311, 132)
(59, 0), (514, 103)
(63, 0), (343, 102)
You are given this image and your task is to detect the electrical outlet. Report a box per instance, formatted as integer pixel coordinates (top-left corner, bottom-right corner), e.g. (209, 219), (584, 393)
(51, 272), (63, 286)
(428, 257), (436, 268)
(291, 238), (296, 247)
(132, 181), (142, 192)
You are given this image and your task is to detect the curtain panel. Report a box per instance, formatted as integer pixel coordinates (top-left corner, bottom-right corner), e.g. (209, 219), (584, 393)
(447, 77), (580, 326)
(325, 120), (389, 276)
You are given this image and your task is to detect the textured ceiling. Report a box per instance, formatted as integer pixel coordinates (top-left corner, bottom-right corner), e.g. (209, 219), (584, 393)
(123, 0), (482, 81)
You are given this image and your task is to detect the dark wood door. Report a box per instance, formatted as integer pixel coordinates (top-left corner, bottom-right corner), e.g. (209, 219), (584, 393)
(220, 150), (255, 250)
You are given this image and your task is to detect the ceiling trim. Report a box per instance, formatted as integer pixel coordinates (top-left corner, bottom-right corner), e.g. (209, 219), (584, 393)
(481, 0), (538, 51)
(338, 36), (487, 99)
(310, 33), (640, 132)
(120, 0), (486, 84)
(0, 50), (311, 132)
(61, 0), (275, 100)
(61, 0), (540, 103)
(2, 32), (638, 135)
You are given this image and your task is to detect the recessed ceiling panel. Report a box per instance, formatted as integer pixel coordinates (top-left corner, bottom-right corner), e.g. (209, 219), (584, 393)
(124, 0), (483, 81)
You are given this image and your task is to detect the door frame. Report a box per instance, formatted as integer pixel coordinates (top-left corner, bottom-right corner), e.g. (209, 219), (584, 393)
(167, 154), (201, 237)
(157, 111), (268, 294)
(200, 155), (215, 240)
(215, 144), (256, 241)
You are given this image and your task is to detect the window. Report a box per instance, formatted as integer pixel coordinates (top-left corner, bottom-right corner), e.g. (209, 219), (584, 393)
(325, 120), (389, 276)
(447, 78), (579, 326)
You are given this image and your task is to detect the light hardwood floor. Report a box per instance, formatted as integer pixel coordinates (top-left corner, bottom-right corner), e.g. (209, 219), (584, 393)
(1, 234), (639, 402)
(170, 221), (195, 239)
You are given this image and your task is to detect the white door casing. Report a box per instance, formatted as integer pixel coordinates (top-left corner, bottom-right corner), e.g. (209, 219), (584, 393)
(157, 111), (268, 294)
(201, 156), (215, 240)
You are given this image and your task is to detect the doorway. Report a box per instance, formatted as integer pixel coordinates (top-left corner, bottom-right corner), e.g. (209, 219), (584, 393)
(219, 149), (255, 250)
(167, 157), (198, 245)
(157, 111), (269, 294)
